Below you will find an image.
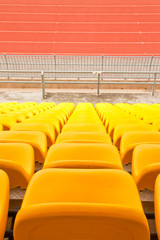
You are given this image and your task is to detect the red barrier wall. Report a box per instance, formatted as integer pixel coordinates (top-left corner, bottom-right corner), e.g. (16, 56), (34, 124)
(0, 0), (159, 55)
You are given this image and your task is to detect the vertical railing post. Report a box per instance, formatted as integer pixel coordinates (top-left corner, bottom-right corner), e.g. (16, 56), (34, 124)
(101, 55), (104, 81)
(41, 71), (46, 99)
(4, 53), (9, 79)
(54, 54), (56, 80)
(148, 55), (154, 81)
(152, 73), (157, 96)
(97, 72), (101, 95)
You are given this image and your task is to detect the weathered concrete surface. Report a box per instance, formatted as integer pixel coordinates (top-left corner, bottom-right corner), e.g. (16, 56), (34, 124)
(0, 88), (160, 104)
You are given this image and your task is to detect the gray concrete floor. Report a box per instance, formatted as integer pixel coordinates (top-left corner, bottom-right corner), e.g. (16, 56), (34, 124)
(0, 88), (160, 104)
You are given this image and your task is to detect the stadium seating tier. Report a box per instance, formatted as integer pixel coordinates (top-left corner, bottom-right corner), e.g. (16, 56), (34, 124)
(0, 102), (160, 239)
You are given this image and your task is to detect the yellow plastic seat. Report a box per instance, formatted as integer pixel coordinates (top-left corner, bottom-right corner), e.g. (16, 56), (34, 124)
(40, 112), (66, 130)
(113, 124), (157, 149)
(67, 118), (102, 124)
(0, 170), (9, 240)
(11, 123), (56, 147)
(0, 108), (13, 114)
(143, 115), (160, 125)
(104, 115), (131, 131)
(0, 143), (34, 189)
(0, 115), (17, 130)
(153, 120), (160, 131)
(13, 169), (150, 240)
(132, 144), (160, 191)
(0, 124), (3, 131)
(11, 112), (27, 123)
(120, 132), (160, 164)
(0, 131), (47, 163)
(62, 123), (106, 133)
(108, 118), (139, 139)
(56, 132), (112, 144)
(155, 174), (160, 240)
(43, 143), (123, 169)
(25, 117), (61, 137)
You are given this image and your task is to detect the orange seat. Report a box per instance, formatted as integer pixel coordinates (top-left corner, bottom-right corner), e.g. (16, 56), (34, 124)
(11, 122), (56, 147)
(132, 144), (160, 191)
(0, 143), (35, 189)
(56, 132), (112, 144)
(0, 131), (47, 163)
(120, 132), (160, 164)
(108, 118), (140, 139)
(0, 124), (3, 131)
(155, 174), (160, 240)
(113, 124), (157, 149)
(43, 143), (123, 169)
(13, 169), (150, 240)
(25, 117), (61, 137)
(0, 115), (17, 130)
(61, 123), (106, 133)
(0, 170), (9, 240)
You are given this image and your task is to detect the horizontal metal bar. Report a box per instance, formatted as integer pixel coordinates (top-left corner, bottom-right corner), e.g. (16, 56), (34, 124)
(0, 70), (41, 74)
(1, 81), (160, 85)
(0, 81), (41, 83)
(0, 70), (94, 74)
(45, 81), (159, 85)
(0, 76), (158, 80)
(2, 54), (158, 57)
(45, 81), (98, 84)
(45, 71), (160, 74)
(100, 82), (160, 85)
(101, 71), (160, 74)
(0, 70), (160, 74)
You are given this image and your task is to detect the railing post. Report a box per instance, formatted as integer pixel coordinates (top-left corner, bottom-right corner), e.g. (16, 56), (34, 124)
(41, 71), (46, 99)
(101, 55), (104, 81)
(4, 53), (9, 79)
(148, 55), (154, 81)
(54, 54), (56, 80)
(152, 73), (157, 96)
(97, 72), (101, 95)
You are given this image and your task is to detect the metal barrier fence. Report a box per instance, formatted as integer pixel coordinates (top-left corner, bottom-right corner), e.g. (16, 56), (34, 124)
(0, 55), (160, 80)
(0, 70), (160, 99)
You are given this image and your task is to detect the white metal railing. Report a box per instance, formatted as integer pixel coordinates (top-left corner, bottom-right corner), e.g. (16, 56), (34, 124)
(0, 55), (160, 80)
(0, 70), (160, 99)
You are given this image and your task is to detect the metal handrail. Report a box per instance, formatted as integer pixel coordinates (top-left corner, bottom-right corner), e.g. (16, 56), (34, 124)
(0, 70), (159, 98)
(0, 70), (160, 74)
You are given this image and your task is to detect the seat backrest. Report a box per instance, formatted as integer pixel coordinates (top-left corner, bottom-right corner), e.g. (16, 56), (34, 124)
(13, 169), (150, 240)
(132, 144), (160, 190)
(0, 143), (35, 188)
(113, 124), (157, 148)
(120, 131), (160, 163)
(0, 131), (47, 163)
(62, 123), (106, 133)
(155, 174), (160, 240)
(43, 143), (122, 169)
(56, 132), (112, 144)
(11, 122), (56, 147)
(0, 170), (9, 240)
